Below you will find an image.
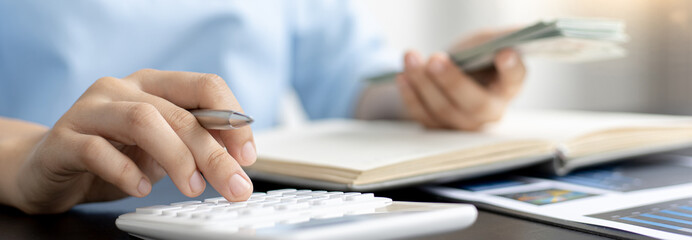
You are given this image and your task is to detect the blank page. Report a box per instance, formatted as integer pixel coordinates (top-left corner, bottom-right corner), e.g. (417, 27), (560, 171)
(255, 120), (524, 171)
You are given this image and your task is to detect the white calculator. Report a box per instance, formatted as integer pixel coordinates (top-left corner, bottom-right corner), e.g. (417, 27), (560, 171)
(116, 189), (477, 240)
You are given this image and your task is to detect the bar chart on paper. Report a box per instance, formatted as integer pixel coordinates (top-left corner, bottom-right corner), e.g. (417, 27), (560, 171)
(427, 156), (692, 239)
(589, 198), (692, 236)
(550, 163), (692, 192)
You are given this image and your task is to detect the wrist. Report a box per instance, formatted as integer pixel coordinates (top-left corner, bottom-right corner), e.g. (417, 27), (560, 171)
(0, 129), (47, 213)
(356, 82), (406, 120)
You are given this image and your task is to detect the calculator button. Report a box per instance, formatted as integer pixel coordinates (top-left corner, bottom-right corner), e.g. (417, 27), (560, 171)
(279, 198), (298, 204)
(196, 210), (239, 220)
(280, 190), (312, 196)
(311, 198), (343, 206)
(245, 198), (264, 203)
(274, 202), (310, 211)
(345, 193), (374, 201)
(292, 195), (312, 201)
(227, 202), (248, 207)
(240, 207), (274, 216)
(251, 192), (267, 197)
(211, 206), (229, 211)
(251, 200), (280, 207)
(263, 196), (286, 202)
(267, 189), (297, 195)
(298, 196), (327, 203)
(248, 195), (266, 201)
(246, 202), (264, 207)
(262, 202), (282, 208)
(124, 189), (396, 237)
(136, 205), (181, 215)
(305, 191), (328, 196)
(203, 197), (227, 204)
(194, 204), (217, 209)
(171, 200), (202, 206)
(325, 192), (344, 198)
(162, 208), (190, 216)
(223, 205), (247, 211)
(177, 208), (211, 218)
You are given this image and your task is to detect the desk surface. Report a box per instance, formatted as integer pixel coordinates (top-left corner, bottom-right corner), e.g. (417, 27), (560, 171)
(16, 150), (692, 240)
(0, 177), (616, 240)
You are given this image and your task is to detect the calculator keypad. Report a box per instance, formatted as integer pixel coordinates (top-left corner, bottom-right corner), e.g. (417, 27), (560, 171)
(133, 189), (393, 231)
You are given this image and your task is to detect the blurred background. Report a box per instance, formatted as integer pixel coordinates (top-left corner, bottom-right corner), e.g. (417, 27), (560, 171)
(282, 0), (692, 125)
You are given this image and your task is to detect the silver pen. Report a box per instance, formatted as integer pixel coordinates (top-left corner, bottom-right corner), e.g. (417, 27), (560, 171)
(190, 109), (254, 130)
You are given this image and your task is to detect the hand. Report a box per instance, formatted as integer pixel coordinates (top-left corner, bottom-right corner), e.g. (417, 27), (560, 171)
(10, 69), (256, 214)
(396, 29), (526, 130)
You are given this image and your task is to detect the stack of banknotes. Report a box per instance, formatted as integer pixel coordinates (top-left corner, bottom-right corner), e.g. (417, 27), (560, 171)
(369, 18), (628, 83)
(454, 18), (628, 71)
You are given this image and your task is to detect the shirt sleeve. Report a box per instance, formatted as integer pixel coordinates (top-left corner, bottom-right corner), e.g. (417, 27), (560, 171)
(289, 0), (401, 120)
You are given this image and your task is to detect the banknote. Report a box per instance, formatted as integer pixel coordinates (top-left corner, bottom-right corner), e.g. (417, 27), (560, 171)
(368, 18), (628, 84)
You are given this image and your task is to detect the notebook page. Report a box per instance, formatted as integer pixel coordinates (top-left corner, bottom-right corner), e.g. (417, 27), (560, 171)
(484, 109), (692, 142)
(255, 120), (527, 171)
(255, 109), (692, 172)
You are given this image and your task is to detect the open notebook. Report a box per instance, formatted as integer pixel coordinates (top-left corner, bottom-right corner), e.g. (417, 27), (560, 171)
(246, 109), (692, 191)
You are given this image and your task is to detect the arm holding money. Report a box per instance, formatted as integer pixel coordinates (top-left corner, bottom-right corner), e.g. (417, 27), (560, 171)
(356, 18), (626, 130)
(355, 29), (526, 130)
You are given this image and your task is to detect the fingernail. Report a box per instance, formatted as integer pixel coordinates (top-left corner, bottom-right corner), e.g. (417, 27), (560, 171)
(229, 173), (251, 198)
(405, 54), (420, 67)
(189, 171), (205, 194)
(502, 52), (517, 69)
(429, 58), (445, 74)
(242, 142), (257, 164)
(138, 178), (151, 196)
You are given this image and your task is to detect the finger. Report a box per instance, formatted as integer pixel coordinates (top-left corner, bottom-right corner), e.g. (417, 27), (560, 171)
(398, 73), (484, 130)
(491, 49), (526, 100)
(73, 101), (204, 197)
(426, 53), (505, 123)
(125, 69), (256, 167)
(208, 130), (226, 150)
(401, 74), (483, 131)
(426, 53), (490, 109)
(71, 133), (151, 198)
(402, 51), (447, 128)
(403, 51), (456, 123)
(123, 147), (167, 184)
(395, 74), (440, 128)
(132, 92), (253, 200)
(109, 140), (167, 184)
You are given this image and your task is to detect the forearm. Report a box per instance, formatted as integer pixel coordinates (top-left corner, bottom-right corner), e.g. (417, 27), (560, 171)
(354, 82), (407, 120)
(0, 117), (48, 208)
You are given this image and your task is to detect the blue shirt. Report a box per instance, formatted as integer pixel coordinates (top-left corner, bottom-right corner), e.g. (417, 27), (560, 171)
(0, 0), (400, 130)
